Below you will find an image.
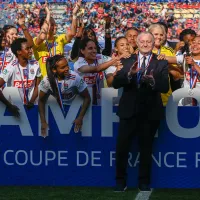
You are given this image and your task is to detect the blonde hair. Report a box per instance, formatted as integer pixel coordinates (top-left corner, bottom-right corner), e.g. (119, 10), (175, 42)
(148, 24), (166, 35)
(148, 24), (166, 45)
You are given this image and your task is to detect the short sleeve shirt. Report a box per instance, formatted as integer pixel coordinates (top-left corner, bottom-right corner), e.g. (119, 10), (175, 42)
(33, 34), (69, 77)
(0, 59), (41, 104)
(73, 54), (115, 87)
(39, 70), (87, 104)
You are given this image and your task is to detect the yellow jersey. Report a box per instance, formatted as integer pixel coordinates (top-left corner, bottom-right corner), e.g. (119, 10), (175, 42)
(152, 46), (175, 106)
(33, 34), (69, 77)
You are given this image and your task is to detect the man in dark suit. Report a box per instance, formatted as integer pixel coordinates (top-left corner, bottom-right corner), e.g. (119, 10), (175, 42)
(112, 32), (169, 192)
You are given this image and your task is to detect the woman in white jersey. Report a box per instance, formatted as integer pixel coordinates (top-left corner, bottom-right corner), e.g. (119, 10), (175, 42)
(38, 55), (91, 137)
(106, 36), (131, 87)
(73, 38), (119, 105)
(181, 36), (200, 106)
(0, 14), (33, 72)
(0, 38), (41, 117)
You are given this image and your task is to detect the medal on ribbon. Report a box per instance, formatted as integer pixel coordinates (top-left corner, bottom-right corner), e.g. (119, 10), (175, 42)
(17, 63), (30, 104)
(0, 48), (7, 73)
(45, 39), (56, 57)
(189, 67), (198, 90)
(56, 78), (67, 118)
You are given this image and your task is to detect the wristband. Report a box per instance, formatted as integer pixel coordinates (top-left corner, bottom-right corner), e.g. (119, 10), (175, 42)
(22, 28), (27, 31)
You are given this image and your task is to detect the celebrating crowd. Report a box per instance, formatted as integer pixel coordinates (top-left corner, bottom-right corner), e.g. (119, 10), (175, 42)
(0, 0), (200, 192)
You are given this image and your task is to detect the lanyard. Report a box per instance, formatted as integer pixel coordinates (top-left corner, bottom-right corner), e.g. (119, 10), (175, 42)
(17, 63), (29, 104)
(45, 40), (56, 57)
(0, 48), (7, 73)
(137, 53), (153, 86)
(55, 77), (67, 117)
(157, 48), (161, 55)
(95, 59), (100, 98)
(190, 67), (198, 89)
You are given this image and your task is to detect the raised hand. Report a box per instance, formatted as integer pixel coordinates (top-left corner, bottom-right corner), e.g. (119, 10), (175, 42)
(175, 41), (185, 52)
(141, 70), (155, 88)
(17, 13), (25, 27)
(185, 56), (195, 66)
(128, 61), (140, 76)
(157, 54), (166, 60)
(44, 2), (50, 15)
(119, 52), (131, 59)
(73, 0), (81, 15)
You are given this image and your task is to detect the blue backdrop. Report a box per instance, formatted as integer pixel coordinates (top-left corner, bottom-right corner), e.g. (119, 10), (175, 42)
(0, 105), (199, 188)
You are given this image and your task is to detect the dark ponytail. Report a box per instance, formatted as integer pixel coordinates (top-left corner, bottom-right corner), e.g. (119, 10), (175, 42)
(46, 55), (66, 104)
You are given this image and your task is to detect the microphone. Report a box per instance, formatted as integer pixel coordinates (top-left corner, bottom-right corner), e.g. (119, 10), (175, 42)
(185, 42), (191, 69)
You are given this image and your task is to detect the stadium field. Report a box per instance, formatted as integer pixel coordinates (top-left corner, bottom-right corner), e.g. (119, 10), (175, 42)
(0, 187), (199, 200)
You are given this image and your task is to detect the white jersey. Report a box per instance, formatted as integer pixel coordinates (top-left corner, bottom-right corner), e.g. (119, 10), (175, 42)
(180, 60), (200, 106)
(39, 71), (87, 105)
(0, 48), (16, 71)
(0, 59), (41, 104)
(73, 54), (116, 87)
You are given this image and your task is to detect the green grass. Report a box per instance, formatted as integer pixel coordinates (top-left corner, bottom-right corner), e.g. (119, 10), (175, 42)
(0, 186), (137, 200)
(0, 187), (199, 200)
(151, 189), (200, 200)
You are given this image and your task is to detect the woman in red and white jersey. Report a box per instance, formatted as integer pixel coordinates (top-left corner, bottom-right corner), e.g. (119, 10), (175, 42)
(0, 14), (33, 72)
(181, 36), (200, 106)
(73, 38), (118, 105)
(38, 55), (91, 137)
(0, 38), (41, 117)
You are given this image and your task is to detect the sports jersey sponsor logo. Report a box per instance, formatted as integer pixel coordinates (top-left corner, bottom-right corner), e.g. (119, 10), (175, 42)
(14, 80), (34, 88)
(42, 56), (48, 63)
(84, 76), (96, 85)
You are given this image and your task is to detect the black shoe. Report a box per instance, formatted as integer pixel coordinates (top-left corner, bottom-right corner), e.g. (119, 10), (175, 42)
(114, 184), (127, 192)
(138, 184), (151, 192)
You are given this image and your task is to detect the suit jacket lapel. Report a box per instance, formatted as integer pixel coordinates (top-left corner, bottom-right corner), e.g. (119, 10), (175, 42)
(145, 53), (157, 75)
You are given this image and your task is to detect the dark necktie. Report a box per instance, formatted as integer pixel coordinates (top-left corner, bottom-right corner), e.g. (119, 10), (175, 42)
(141, 56), (146, 71)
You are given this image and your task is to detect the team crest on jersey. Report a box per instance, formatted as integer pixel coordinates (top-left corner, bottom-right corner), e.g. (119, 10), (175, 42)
(2, 69), (8, 75)
(6, 53), (12, 58)
(64, 82), (68, 90)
